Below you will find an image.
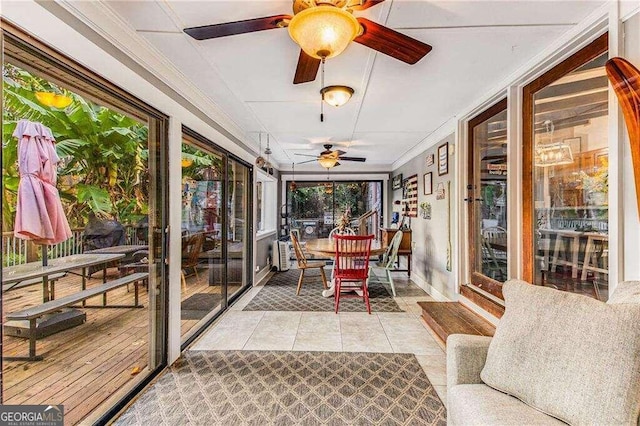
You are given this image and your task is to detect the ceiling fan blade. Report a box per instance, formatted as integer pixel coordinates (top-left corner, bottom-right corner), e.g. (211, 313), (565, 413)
(335, 150), (347, 156)
(354, 18), (432, 64)
(184, 15), (291, 40)
(296, 159), (317, 164)
(295, 153), (320, 158)
(293, 50), (321, 84)
(349, 0), (385, 10)
(340, 156), (367, 162)
(334, 162), (341, 167)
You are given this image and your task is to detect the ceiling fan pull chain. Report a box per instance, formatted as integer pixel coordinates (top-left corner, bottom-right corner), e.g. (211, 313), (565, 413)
(320, 58), (325, 122)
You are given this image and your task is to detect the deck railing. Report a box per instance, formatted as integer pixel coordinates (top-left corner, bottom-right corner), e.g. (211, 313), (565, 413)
(2, 225), (144, 267)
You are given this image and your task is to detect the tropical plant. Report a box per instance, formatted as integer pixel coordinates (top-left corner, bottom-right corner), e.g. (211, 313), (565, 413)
(2, 63), (149, 229)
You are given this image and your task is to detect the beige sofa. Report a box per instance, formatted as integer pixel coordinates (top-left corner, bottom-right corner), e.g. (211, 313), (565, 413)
(447, 280), (640, 425)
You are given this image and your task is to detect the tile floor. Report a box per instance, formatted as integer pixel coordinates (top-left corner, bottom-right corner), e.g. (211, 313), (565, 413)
(190, 275), (448, 405)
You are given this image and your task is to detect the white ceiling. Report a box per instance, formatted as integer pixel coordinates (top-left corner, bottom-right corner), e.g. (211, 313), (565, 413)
(105, 0), (605, 170)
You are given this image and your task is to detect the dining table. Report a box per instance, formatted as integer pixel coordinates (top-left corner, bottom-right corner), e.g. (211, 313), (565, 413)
(305, 238), (386, 258)
(305, 238), (386, 298)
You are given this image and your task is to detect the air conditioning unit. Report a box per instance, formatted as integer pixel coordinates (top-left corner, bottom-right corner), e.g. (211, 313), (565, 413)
(272, 240), (290, 271)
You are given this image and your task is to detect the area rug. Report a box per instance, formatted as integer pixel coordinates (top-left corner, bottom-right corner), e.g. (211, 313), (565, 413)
(181, 293), (222, 320)
(243, 269), (404, 312)
(114, 351), (446, 425)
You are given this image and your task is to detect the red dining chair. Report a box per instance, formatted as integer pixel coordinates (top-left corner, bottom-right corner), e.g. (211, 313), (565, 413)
(333, 234), (374, 314)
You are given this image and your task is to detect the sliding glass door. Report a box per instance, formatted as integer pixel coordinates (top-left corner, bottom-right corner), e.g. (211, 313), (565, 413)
(227, 159), (250, 301)
(180, 130), (252, 343)
(2, 26), (168, 423)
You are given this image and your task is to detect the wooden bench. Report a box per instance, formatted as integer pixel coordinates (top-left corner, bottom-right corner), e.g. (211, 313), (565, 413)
(5, 272), (148, 361)
(2, 273), (66, 294)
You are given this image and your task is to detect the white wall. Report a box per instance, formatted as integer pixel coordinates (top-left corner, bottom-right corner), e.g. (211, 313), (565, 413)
(390, 134), (458, 301)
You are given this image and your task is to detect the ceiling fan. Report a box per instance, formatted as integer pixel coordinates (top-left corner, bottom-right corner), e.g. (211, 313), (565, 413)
(295, 144), (366, 168)
(184, 0), (432, 84)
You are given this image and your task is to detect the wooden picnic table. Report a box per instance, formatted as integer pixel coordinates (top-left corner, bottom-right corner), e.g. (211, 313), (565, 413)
(2, 253), (124, 302)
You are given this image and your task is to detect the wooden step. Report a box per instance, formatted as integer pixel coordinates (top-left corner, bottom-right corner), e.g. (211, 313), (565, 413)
(418, 301), (495, 346)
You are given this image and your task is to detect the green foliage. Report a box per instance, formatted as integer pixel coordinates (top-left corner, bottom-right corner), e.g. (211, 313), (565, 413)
(289, 182), (374, 223)
(2, 63), (148, 229)
(2, 251), (25, 268)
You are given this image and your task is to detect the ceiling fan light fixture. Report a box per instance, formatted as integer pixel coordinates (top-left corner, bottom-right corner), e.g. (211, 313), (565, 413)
(288, 5), (360, 60)
(321, 85), (354, 107)
(318, 156), (339, 169)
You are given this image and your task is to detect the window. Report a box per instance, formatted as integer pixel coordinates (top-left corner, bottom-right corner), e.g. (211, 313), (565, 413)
(286, 181), (383, 240)
(523, 34), (608, 301)
(256, 171), (277, 237)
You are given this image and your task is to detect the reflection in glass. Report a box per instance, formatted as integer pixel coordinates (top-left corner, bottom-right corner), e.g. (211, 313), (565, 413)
(532, 53), (608, 300)
(227, 159), (250, 300)
(180, 141), (223, 337)
(473, 109), (508, 282)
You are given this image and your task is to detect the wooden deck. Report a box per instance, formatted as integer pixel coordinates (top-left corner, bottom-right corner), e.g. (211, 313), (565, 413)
(2, 266), (231, 425)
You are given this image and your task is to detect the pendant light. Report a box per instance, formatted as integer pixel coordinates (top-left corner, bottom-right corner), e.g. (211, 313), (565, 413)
(265, 134), (274, 175)
(35, 91), (72, 108)
(534, 120), (574, 167)
(256, 133), (266, 168)
(289, 163), (297, 191)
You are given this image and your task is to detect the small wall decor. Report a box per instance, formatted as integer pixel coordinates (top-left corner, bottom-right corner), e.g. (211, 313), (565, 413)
(402, 175), (418, 217)
(438, 142), (449, 176)
(436, 182), (446, 200)
(423, 172), (433, 195)
(419, 201), (432, 219)
(426, 154), (434, 166)
(392, 174), (403, 190)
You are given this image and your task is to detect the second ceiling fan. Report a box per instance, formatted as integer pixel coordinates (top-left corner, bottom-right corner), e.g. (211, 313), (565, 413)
(296, 144), (366, 168)
(184, 0), (432, 84)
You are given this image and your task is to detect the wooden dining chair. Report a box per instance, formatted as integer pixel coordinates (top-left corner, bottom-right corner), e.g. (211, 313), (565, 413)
(334, 234), (374, 314)
(181, 233), (204, 291)
(328, 227), (356, 239)
(372, 230), (403, 297)
(290, 232), (328, 295)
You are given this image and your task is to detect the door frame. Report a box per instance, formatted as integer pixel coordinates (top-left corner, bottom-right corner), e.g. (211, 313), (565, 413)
(467, 98), (508, 300)
(522, 33), (608, 284)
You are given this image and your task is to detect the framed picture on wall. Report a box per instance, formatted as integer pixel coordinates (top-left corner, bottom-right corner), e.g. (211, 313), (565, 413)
(426, 154), (434, 166)
(438, 142), (449, 176)
(423, 172), (433, 195)
(392, 174), (403, 190)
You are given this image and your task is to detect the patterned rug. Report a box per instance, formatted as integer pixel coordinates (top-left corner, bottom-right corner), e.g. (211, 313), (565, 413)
(181, 293), (222, 320)
(115, 351), (446, 425)
(243, 269), (404, 312)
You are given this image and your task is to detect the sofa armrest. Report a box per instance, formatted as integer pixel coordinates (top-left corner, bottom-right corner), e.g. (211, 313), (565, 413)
(446, 334), (493, 389)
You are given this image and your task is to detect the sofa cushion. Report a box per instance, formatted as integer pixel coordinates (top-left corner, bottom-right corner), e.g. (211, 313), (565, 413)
(448, 384), (565, 426)
(608, 281), (640, 304)
(480, 279), (640, 425)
